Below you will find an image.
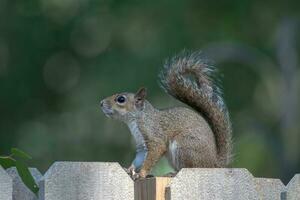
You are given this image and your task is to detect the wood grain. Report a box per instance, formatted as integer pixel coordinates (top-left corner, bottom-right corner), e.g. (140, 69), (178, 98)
(135, 177), (172, 200)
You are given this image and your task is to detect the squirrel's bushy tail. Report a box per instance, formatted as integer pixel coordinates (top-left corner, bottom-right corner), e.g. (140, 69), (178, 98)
(159, 50), (232, 166)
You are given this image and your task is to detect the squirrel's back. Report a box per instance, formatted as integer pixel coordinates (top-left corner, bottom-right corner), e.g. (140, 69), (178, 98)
(159, 50), (232, 166)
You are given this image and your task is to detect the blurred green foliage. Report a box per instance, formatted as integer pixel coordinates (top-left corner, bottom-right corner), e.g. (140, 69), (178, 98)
(0, 148), (39, 194)
(0, 0), (299, 184)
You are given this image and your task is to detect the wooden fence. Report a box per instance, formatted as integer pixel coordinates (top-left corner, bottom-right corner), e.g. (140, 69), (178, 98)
(0, 162), (299, 200)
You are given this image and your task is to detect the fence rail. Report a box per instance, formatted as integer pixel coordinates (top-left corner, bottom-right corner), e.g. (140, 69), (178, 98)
(0, 162), (299, 200)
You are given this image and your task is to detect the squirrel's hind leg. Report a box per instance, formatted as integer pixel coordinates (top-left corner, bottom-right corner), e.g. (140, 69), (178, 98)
(167, 135), (219, 170)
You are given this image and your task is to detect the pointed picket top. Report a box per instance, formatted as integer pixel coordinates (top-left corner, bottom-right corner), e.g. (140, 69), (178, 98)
(0, 166), (12, 200)
(254, 178), (285, 200)
(39, 162), (134, 200)
(6, 167), (42, 200)
(285, 174), (300, 200)
(166, 168), (259, 200)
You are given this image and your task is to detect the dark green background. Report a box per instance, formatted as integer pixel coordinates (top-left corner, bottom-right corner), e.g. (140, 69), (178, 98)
(0, 0), (299, 184)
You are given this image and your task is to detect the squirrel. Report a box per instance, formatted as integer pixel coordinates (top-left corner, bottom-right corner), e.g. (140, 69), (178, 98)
(100, 50), (232, 179)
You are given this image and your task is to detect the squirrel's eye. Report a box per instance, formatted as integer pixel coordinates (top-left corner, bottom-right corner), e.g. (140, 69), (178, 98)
(116, 95), (126, 104)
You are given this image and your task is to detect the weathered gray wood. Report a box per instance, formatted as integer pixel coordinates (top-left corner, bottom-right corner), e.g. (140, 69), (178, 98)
(285, 174), (300, 200)
(254, 178), (285, 200)
(3, 162), (299, 200)
(0, 166), (12, 200)
(38, 162), (134, 200)
(166, 168), (259, 200)
(6, 167), (42, 200)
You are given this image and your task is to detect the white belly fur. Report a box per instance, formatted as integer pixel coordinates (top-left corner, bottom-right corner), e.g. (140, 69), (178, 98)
(169, 140), (178, 168)
(127, 120), (146, 148)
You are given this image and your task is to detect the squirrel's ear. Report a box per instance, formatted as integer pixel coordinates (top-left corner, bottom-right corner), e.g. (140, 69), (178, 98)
(135, 87), (147, 109)
(135, 87), (147, 99)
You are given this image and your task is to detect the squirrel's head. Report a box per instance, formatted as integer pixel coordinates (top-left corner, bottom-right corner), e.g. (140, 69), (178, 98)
(100, 87), (147, 122)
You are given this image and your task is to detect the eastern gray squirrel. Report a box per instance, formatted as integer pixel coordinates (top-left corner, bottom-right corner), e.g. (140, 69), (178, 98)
(100, 50), (232, 179)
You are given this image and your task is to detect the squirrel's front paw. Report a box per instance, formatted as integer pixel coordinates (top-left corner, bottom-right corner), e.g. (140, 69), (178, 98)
(132, 169), (147, 180)
(124, 165), (136, 176)
(132, 173), (141, 180)
(125, 166), (148, 180)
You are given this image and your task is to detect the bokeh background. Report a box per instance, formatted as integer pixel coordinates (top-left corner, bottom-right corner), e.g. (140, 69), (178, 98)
(0, 0), (299, 184)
